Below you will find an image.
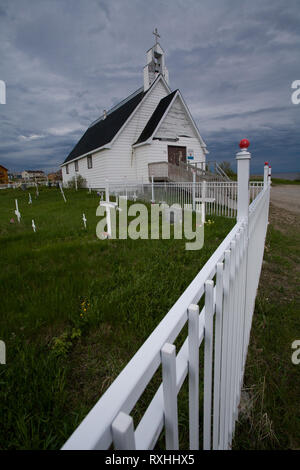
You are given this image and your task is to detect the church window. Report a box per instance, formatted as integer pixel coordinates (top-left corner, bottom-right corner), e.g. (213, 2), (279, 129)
(75, 160), (79, 172)
(66, 164), (69, 174)
(87, 155), (93, 169)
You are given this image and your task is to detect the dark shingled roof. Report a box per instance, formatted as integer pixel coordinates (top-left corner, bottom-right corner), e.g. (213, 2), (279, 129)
(64, 88), (145, 164)
(134, 90), (177, 145)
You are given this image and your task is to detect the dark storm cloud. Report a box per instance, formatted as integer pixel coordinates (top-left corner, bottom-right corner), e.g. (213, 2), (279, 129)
(0, 0), (299, 173)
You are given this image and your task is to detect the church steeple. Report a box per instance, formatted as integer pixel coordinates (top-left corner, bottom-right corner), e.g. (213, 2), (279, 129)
(143, 29), (169, 91)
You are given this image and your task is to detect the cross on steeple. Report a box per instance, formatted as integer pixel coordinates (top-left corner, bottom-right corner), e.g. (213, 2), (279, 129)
(143, 29), (169, 91)
(153, 28), (160, 45)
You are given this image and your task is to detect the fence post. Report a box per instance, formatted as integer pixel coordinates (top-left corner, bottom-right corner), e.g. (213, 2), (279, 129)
(161, 343), (179, 450)
(192, 171), (196, 211)
(263, 162), (269, 188)
(202, 180), (207, 223)
(268, 165), (272, 185)
(236, 140), (251, 223)
(112, 412), (136, 450)
(105, 179), (109, 202)
(151, 176), (155, 203)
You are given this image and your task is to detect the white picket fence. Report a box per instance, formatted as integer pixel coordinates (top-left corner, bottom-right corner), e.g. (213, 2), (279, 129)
(62, 150), (270, 450)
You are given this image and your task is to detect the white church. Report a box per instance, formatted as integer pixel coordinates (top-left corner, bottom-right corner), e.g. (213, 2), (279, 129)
(61, 32), (208, 188)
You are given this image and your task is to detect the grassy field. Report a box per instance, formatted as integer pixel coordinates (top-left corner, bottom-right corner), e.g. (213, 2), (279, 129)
(250, 176), (300, 185)
(0, 186), (235, 450)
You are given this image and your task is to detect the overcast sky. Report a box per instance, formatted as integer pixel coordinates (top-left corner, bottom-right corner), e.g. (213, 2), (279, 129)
(0, 0), (299, 174)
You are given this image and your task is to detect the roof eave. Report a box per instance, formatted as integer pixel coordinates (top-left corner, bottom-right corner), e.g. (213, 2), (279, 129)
(132, 140), (152, 149)
(135, 90), (179, 146)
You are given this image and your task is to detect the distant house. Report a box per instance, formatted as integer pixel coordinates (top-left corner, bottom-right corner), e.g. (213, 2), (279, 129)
(22, 170), (46, 180)
(9, 172), (22, 181)
(48, 169), (62, 182)
(0, 165), (8, 184)
(61, 37), (208, 188)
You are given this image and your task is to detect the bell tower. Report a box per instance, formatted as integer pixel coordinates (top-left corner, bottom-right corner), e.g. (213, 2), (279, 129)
(143, 29), (169, 91)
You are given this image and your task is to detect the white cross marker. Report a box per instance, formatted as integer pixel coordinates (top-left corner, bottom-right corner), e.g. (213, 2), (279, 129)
(132, 192), (137, 202)
(59, 182), (67, 202)
(28, 193), (32, 204)
(99, 201), (118, 238)
(14, 199), (21, 223)
(82, 213), (87, 229)
(32, 219), (36, 232)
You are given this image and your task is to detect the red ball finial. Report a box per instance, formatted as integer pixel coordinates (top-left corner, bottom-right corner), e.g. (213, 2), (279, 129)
(264, 161), (269, 165)
(239, 138), (250, 149)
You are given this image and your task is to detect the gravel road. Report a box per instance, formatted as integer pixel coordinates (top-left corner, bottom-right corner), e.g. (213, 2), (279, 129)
(270, 185), (300, 214)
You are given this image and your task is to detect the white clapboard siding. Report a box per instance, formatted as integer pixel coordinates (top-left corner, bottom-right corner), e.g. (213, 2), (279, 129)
(62, 76), (208, 188)
(106, 78), (169, 185)
(62, 148), (108, 187)
(155, 95), (198, 140)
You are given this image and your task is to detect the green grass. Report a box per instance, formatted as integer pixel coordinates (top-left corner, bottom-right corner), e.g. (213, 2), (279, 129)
(250, 176), (300, 185)
(0, 186), (234, 450)
(233, 208), (300, 450)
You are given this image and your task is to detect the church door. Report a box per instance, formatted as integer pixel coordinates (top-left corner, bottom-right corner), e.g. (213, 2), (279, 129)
(168, 146), (186, 166)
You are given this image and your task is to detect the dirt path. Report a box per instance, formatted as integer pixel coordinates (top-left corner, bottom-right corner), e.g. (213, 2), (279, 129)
(270, 185), (300, 214)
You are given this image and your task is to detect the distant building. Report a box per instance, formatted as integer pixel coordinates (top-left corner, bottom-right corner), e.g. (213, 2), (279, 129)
(48, 169), (62, 182)
(22, 170), (46, 180)
(9, 172), (22, 181)
(0, 165), (8, 184)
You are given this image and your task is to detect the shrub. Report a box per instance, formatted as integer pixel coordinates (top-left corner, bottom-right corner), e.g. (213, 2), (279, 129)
(67, 174), (86, 189)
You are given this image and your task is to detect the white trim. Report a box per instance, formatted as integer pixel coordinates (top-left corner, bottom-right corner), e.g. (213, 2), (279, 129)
(132, 141), (151, 149)
(178, 92), (208, 152)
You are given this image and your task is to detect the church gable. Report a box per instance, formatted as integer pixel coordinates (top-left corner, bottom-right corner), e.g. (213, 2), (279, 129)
(111, 75), (170, 147)
(134, 90), (177, 145)
(154, 94), (198, 140)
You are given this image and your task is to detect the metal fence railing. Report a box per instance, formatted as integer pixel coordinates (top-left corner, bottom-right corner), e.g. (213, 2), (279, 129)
(61, 153), (270, 450)
(105, 181), (264, 219)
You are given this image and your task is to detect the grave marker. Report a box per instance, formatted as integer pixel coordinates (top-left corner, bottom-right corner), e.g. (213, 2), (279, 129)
(32, 219), (36, 232)
(82, 213), (87, 229)
(14, 199), (21, 223)
(59, 182), (67, 202)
